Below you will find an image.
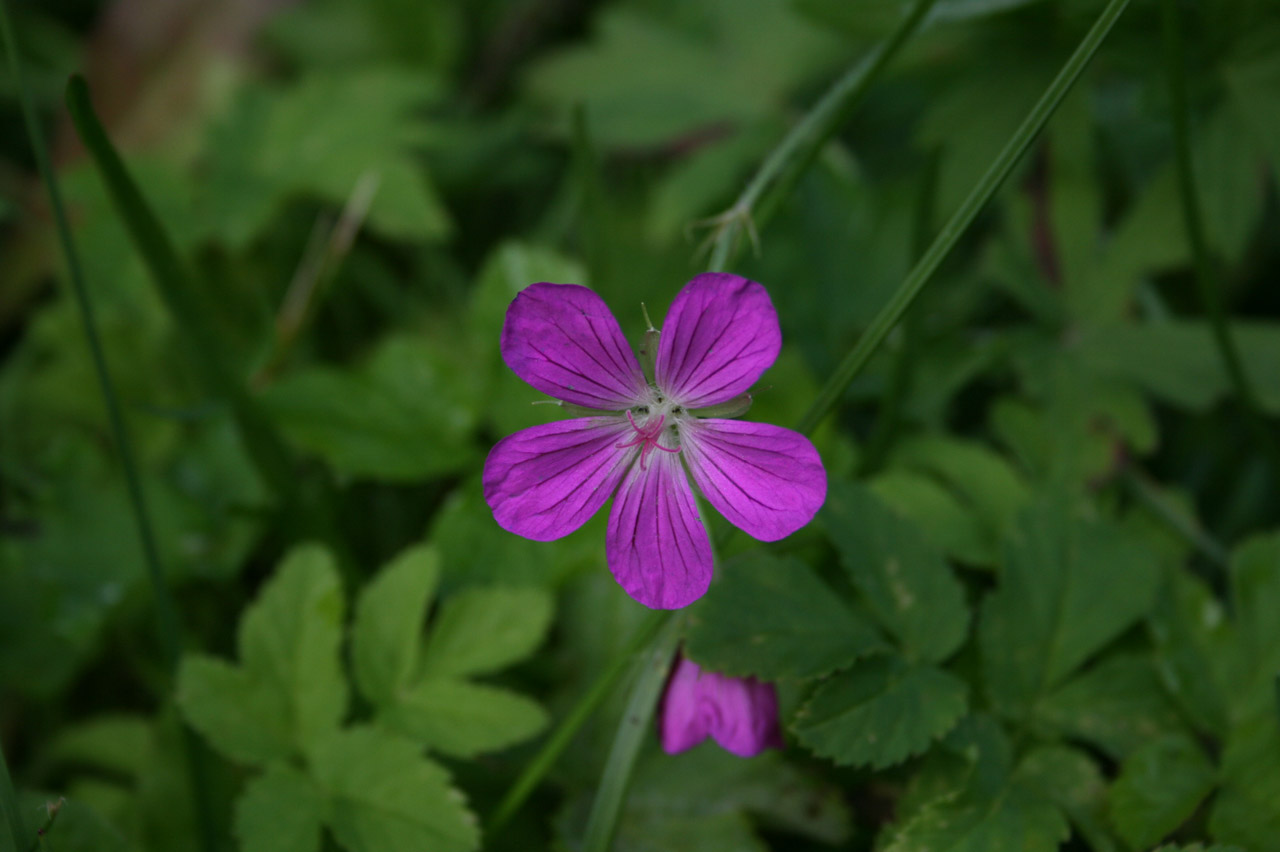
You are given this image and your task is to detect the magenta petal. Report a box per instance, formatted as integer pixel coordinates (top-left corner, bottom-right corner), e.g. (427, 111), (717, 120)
(501, 282), (649, 409)
(681, 419), (827, 542)
(483, 417), (634, 541)
(659, 657), (712, 754)
(606, 450), (713, 609)
(655, 273), (781, 408)
(704, 671), (783, 757)
(659, 658), (783, 757)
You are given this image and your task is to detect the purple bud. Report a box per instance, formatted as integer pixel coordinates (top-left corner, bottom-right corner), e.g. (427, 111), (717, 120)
(659, 656), (783, 757)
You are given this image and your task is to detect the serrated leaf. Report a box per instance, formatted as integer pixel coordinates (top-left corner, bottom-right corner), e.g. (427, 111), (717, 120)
(238, 545), (347, 751)
(1210, 714), (1280, 852)
(175, 655), (292, 765)
(1147, 571), (1234, 735)
(234, 764), (325, 852)
(890, 435), (1031, 542)
(1037, 654), (1188, 760)
(980, 497), (1161, 717)
(352, 545), (440, 706)
(1109, 735), (1216, 850)
(380, 679), (547, 758)
(419, 586), (553, 678)
(870, 470), (993, 566)
(884, 783), (1069, 852)
(792, 655), (968, 768)
(821, 481), (970, 662)
(309, 727), (479, 852)
(1016, 746), (1117, 852)
(685, 551), (886, 680)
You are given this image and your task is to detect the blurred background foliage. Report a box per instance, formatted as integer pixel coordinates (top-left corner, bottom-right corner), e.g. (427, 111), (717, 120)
(2, 0), (1280, 850)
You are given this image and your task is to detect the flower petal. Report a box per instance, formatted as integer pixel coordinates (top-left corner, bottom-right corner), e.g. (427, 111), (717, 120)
(704, 673), (784, 757)
(655, 273), (781, 408)
(659, 657), (712, 754)
(483, 417), (634, 541)
(501, 282), (649, 409)
(606, 450), (713, 609)
(681, 419), (826, 542)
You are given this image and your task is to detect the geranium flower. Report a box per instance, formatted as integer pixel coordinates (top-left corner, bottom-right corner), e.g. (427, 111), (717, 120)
(659, 656), (783, 757)
(482, 273), (826, 609)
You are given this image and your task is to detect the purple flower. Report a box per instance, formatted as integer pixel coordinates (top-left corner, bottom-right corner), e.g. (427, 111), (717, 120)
(659, 656), (783, 757)
(482, 273), (827, 609)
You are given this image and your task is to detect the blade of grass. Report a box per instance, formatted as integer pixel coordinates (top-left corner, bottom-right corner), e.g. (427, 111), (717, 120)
(581, 612), (684, 852)
(0, 9), (216, 852)
(63, 74), (299, 504)
(705, 0), (940, 273)
(486, 608), (667, 836)
(0, 740), (27, 852)
(797, 0), (1132, 437)
(1160, 0), (1280, 488)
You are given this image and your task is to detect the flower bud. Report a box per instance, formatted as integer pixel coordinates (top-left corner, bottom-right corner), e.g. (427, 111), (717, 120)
(659, 656), (783, 757)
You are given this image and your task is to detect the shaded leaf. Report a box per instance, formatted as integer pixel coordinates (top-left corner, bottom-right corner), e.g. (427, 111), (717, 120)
(176, 655), (292, 765)
(1109, 735), (1216, 851)
(822, 481), (970, 662)
(1016, 746), (1117, 852)
(685, 551), (886, 680)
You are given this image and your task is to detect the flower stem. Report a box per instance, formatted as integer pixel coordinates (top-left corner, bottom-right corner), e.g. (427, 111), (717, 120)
(797, 0), (1132, 437)
(706, 0), (940, 273)
(1159, 0), (1280, 485)
(63, 74), (301, 507)
(486, 608), (667, 837)
(0, 12), (217, 852)
(581, 612), (685, 852)
(0, 739), (28, 852)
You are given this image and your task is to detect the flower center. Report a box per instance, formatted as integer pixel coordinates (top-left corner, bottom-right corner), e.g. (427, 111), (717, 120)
(617, 397), (684, 469)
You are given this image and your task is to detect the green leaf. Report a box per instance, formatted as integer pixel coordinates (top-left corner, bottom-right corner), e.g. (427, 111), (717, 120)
(237, 545), (348, 752)
(979, 497), (1161, 717)
(1147, 571), (1234, 735)
(175, 655), (292, 765)
(870, 470), (994, 566)
(1109, 735), (1216, 851)
(381, 679), (548, 758)
(14, 792), (132, 852)
(684, 551), (886, 680)
(821, 481), (970, 662)
(234, 764), (325, 852)
(352, 545), (440, 706)
(1210, 715), (1280, 852)
(1076, 322), (1280, 415)
(419, 586), (553, 678)
(1153, 845), (1246, 852)
(263, 336), (479, 481)
(1228, 533), (1280, 719)
(792, 655), (968, 768)
(1036, 654), (1188, 761)
(883, 717), (1069, 852)
(1016, 746), (1117, 852)
(309, 727), (479, 852)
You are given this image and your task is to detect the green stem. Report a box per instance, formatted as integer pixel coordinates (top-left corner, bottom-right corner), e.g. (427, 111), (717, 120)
(1123, 467), (1228, 569)
(486, 609), (667, 836)
(0, 0), (182, 680)
(1159, 0), (1280, 481)
(797, 0), (1132, 437)
(1, 13), (217, 852)
(581, 613), (684, 852)
(0, 740), (28, 852)
(63, 74), (300, 505)
(706, 0), (939, 273)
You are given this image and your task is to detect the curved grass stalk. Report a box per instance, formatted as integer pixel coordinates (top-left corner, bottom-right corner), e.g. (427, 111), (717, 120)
(705, 0), (940, 272)
(798, 0), (1132, 437)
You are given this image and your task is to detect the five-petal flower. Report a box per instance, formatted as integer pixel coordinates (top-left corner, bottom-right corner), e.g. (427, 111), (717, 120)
(659, 656), (783, 757)
(482, 272), (826, 609)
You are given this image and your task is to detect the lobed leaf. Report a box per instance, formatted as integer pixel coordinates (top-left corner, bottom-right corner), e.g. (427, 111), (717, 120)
(234, 764), (325, 852)
(419, 586), (553, 678)
(351, 545), (440, 706)
(380, 679), (548, 759)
